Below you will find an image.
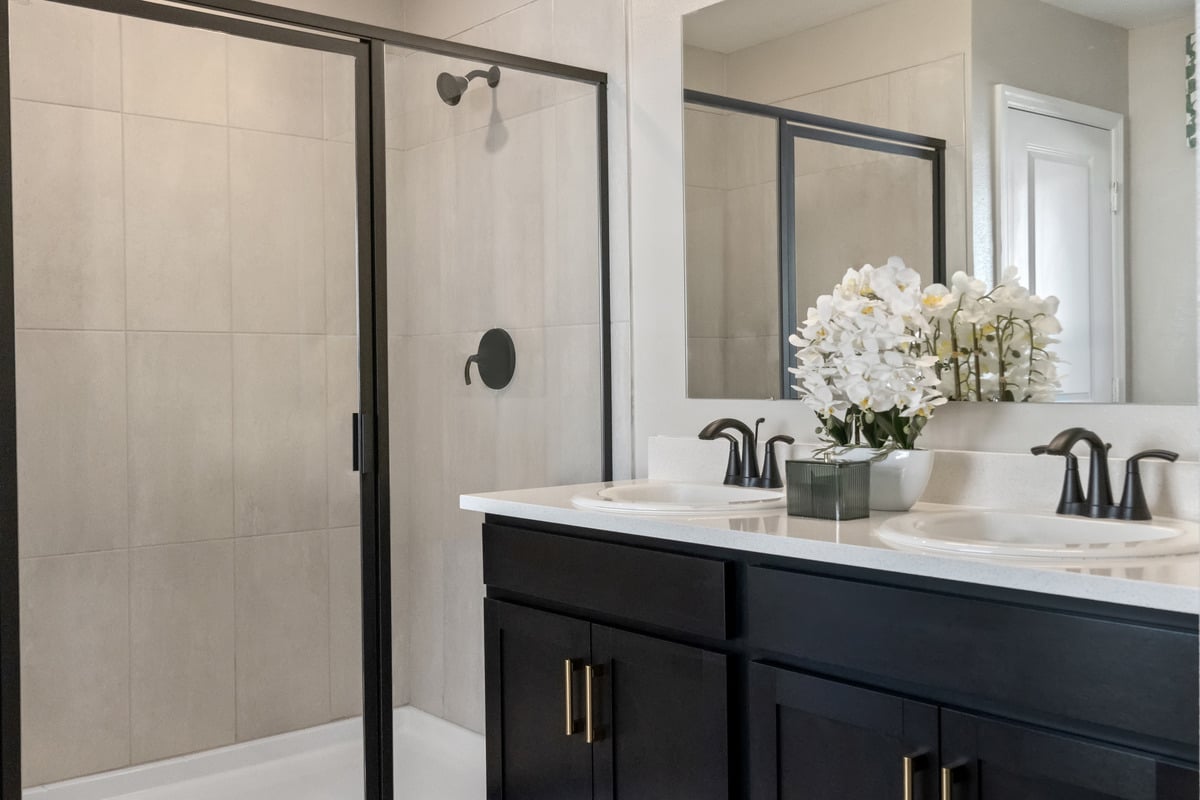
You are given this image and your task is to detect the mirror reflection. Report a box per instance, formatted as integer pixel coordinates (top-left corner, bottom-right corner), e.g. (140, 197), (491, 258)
(683, 0), (1198, 404)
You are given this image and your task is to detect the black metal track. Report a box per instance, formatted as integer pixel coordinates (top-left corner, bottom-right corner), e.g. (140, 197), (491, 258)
(0, 0), (613, 797)
(0, 0), (18, 796)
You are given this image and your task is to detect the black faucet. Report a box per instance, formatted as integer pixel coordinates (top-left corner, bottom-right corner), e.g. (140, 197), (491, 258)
(698, 418), (793, 488)
(1032, 427), (1178, 520)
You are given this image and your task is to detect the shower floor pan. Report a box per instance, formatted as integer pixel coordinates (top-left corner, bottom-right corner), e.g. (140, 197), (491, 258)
(22, 707), (484, 800)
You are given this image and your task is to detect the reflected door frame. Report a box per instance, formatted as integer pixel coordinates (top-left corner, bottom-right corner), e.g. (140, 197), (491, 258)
(0, 3), (613, 800)
(994, 84), (1127, 403)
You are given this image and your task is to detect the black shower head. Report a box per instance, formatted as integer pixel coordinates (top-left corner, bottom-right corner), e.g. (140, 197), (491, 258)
(436, 65), (501, 106)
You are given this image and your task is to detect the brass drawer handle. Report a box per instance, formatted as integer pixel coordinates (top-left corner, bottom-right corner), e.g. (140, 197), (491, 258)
(563, 659), (577, 736)
(903, 753), (927, 800)
(941, 763), (965, 800)
(585, 664), (598, 744)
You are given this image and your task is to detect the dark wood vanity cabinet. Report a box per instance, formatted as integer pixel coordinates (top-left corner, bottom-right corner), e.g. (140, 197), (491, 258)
(481, 517), (1199, 800)
(485, 600), (729, 800)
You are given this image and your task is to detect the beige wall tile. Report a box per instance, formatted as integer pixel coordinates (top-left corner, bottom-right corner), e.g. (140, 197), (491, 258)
(404, 0), (528, 40)
(492, 327), (547, 490)
(889, 55), (966, 146)
(388, 141), (452, 336)
(12, 101), (124, 330)
(450, 2), (557, 128)
(323, 52), (357, 144)
(9, 0), (121, 110)
(723, 181), (778, 339)
(121, 16), (227, 125)
(16, 331), (128, 558)
(450, 113), (546, 333)
(390, 335), (446, 717)
(687, 336), (726, 399)
(329, 526), (362, 719)
(230, 129), (326, 334)
(684, 107), (727, 190)
(390, 50), (454, 151)
(228, 36), (323, 139)
(235, 531), (331, 740)
(326, 335), (360, 529)
(130, 541), (236, 763)
(685, 186), (726, 340)
(545, 96), (601, 328)
(324, 141), (359, 336)
(20, 551), (130, 786)
(127, 333), (234, 546)
(124, 115), (232, 332)
(440, 510), (484, 733)
(725, 112), (777, 190)
(544, 324), (604, 485)
(233, 334), (327, 536)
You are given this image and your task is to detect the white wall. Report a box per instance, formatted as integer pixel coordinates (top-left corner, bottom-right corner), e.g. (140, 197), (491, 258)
(629, 0), (1200, 472)
(1129, 15), (1198, 403)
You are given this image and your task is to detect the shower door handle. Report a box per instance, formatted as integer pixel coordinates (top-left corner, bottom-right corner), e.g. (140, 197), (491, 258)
(352, 413), (370, 475)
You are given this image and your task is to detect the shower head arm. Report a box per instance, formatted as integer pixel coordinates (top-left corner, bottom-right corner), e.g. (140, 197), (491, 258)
(464, 66), (501, 88)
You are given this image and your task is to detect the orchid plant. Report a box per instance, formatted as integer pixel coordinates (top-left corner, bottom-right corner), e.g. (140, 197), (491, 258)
(920, 267), (1063, 402)
(788, 258), (947, 454)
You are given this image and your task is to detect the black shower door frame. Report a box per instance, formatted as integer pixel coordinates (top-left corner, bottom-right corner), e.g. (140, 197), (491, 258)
(0, 2), (613, 799)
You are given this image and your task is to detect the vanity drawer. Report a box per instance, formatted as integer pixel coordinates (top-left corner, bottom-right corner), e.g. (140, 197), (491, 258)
(482, 524), (731, 639)
(745, 565), (1199, 750)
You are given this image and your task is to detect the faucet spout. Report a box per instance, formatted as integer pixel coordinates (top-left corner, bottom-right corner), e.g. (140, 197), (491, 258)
(698, 418), (759, 485)
(1043, 427), (1113, 514)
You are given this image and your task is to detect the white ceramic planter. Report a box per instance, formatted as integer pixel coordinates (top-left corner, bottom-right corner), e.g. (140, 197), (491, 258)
(838, 448), (935, 511)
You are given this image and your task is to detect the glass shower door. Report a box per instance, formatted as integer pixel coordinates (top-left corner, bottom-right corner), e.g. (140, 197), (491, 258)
(9, 2), (371, 796)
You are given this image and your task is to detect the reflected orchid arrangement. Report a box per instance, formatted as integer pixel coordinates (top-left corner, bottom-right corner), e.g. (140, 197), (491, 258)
(790, 259), (1064, 453)
(920, 267), (1064, 403)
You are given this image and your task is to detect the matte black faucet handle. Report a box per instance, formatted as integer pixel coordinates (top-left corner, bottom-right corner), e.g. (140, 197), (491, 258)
(1032, 442), (1086, 515)
(716, 433), (742, 486)
(760, 435), (795, 489)
(1116, 450), (1179, 521)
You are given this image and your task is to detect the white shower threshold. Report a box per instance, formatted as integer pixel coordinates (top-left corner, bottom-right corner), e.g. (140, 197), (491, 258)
(22, 706), (485, 800)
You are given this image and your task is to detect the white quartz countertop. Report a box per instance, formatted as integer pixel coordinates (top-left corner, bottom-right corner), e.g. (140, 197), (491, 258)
(460, 480), (1200, 615)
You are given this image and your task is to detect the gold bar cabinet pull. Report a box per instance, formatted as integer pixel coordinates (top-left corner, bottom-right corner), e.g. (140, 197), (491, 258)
(902, 755), (916, 800)
(563, 659), (577, 736)
(940, 765), (954, 800)
(584, 664), (597, 744)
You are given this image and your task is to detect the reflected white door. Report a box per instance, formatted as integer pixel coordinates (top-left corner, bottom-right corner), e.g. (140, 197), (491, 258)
(996, 86), (1126, 403)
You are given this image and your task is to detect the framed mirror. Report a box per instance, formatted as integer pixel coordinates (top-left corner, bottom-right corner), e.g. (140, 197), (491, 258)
(682, 0), (1198, 405)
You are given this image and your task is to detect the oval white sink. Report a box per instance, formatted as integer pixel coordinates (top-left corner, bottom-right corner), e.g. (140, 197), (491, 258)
(877, 510), (1200, 560)
(571, 482), (786, 515)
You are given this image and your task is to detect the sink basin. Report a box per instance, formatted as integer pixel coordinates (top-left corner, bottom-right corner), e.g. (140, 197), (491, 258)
(877, 510), (1200, 560)
(571, 482), (786, 515)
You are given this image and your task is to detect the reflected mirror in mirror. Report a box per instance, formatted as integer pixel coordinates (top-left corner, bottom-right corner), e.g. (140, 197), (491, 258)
(683, 0), (1198, 404)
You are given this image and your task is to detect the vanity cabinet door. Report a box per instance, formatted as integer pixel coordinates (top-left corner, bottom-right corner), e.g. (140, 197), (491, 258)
(485, 600), (593, 800)
(748, 663), (940, 800)
(590, 625), (729, 800)
(940, 710), (1199, 800)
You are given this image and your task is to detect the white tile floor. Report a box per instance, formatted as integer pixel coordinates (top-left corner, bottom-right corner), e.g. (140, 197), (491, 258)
(24, 707), (485, 800)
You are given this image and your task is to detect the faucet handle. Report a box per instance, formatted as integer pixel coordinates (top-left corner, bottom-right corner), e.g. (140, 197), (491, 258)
(1127, 449), (1179, 466)
(1116, 450), (1178, 521)
(1032, 442), (1085, 515)
(760, 435), (795, 489)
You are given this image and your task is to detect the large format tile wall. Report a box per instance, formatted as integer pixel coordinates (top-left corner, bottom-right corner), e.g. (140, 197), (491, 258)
(683, 100), (781, 400)
(384, 0), (612, 734)
(683, 39), (965, 400)
(10, 1), (364, 786)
